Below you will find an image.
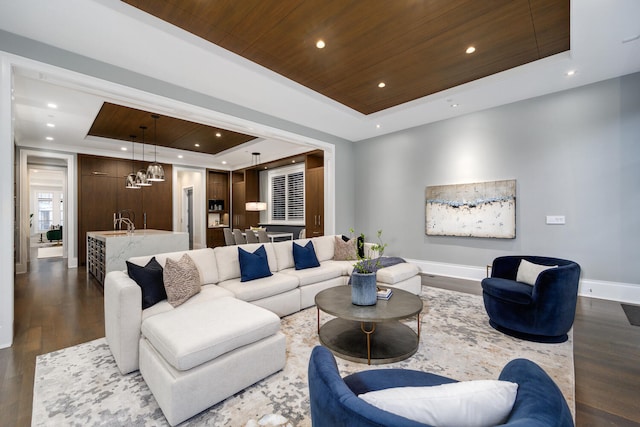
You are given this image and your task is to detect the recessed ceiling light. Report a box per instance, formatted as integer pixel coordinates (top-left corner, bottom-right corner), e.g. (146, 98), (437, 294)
(292, 160), (296, 163)
(121, 147), (127, 151)
(451, 103), (459, 108)
(178, 155), (184, 159)
(194, 143), (200, 147)
(466, 46), (476, 54)
(376, 124), (381, 129)
(221, 161), (227, 165)
(33, 169), (39, 173)
(378, 82), (386, 88)
(566, 70), (576, 76)
(46, 123), (55, 128)
(46, 136), (54, 141)
(215, 132), (222, 137)
(47, 103), (57, 109)
(316, 40), (325, 49)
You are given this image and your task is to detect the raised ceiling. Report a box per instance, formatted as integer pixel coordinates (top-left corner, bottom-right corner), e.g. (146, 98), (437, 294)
(88, 103), (256, 156)
(122, 0), (570, 115)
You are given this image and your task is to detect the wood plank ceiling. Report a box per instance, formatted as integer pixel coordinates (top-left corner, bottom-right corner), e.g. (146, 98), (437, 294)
(121, 0), (570, 115)
(88, 102), (256, 155)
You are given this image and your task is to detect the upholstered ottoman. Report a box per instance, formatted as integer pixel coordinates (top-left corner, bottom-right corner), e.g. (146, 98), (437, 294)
(139, 296), (286, 426)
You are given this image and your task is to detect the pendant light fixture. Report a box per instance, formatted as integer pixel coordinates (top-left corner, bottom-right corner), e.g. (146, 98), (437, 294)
(246, 152), (267, 211)
(146, 114), (165, 182)
(125, 134), (140, 189)
(135, 125), (152, 187)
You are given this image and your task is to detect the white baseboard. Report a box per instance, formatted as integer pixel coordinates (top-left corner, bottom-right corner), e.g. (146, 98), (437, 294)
(407, 258), (640, 305)
(577, 279), (640, 305)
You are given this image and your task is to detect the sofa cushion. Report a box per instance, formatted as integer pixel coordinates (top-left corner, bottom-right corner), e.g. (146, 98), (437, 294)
(319, 260), (354, 276)
(142, 284), (235, 321)
(281, 263), (344, 286)
(126, 256), (166, 309)
(163, 253), (201, 307)
(272, 240), (295, 271)
(376, 262), (421, 285)
(239, 245), (273, 282)
(516, 259), (558, 286)
(293, 241), (321, 270)
(310, 235), (336, 262)
(214, 243), (278, 282)
(129, 248), (219, 285)
(482, 277), (533, 305)
(334, 236), (358, 261)
(359, 380), (518, 427)
(218, 273), (299, 302)
(141, 296), (281, 371)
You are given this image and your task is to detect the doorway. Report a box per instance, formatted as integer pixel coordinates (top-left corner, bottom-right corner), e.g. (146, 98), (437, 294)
(183, 186), (194, 250)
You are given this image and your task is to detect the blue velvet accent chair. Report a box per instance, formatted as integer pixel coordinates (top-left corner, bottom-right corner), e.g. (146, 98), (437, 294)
(308, 346), (573, 427)
(482, 256), (581, 343)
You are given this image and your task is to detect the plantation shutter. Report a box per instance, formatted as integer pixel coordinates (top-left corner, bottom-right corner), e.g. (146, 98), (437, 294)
(287, 171), (304, 221)
(271, 175), (286, 221)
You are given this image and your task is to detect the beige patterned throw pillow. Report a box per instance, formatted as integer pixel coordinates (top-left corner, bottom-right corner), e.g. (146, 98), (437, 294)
(334, 236), (358, 261)
(163, 253), (201, 307)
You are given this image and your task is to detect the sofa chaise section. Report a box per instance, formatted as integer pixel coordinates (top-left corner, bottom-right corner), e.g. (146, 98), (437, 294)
(105, 248), (233, 375)
(139, 296), (285, 425)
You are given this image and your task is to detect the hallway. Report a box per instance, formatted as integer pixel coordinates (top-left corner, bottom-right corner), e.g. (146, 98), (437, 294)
(0, 252), (104, 426)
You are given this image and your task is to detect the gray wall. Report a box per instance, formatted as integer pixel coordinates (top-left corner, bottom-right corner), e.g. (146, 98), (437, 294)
(354, 73), (640, 284)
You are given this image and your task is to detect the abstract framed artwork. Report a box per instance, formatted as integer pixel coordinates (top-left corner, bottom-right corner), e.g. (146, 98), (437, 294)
(425, 179), (516, 238)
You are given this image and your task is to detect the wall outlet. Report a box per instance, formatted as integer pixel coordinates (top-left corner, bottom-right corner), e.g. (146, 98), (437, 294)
(546, 215), (566, 225)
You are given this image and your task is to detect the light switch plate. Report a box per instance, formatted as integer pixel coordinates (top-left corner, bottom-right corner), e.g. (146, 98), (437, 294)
(546, 215), (566, 225)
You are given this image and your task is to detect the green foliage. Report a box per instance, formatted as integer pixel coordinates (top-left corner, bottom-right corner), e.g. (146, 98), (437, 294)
(349, 228), (387, 274)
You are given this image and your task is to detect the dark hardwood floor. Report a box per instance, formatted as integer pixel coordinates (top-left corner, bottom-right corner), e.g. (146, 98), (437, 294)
(0, 250), (104, 427)
(1, 256), (638, 426)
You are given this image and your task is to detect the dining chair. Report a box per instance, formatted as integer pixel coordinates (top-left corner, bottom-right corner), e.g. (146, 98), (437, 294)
(244, 229), (259, 243)
(223, 228), (236, 246)
(256, 229), (270, 243)
(232, 229), (246, 245)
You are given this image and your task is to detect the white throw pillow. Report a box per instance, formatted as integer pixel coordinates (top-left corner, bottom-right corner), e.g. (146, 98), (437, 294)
(516, 259), (557, 286)
(359, 380), (518, 427)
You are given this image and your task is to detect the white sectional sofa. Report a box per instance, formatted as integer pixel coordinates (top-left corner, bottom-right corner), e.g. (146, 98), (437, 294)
(104, 235), (420, 425)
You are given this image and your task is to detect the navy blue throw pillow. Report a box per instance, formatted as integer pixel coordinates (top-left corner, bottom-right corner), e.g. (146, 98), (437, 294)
(293, 241), (321, 270)
(126, 257), (166, 309)
(238, 245), (273, 282)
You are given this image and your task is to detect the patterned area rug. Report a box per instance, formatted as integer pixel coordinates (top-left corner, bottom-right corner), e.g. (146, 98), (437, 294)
(32, 286), (574, 426)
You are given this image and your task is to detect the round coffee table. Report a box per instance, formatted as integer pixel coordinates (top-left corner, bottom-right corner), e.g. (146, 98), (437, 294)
(315, 286), (423, 365)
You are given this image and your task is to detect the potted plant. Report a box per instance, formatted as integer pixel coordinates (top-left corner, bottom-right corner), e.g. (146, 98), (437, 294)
(350, 229), (387, 306)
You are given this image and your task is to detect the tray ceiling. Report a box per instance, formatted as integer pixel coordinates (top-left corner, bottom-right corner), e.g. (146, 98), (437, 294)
(122, 0), (570, 115)
(88, 103), (257, 155)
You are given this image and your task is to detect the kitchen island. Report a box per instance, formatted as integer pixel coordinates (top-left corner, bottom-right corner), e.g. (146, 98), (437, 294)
(87, 229), (189, 286)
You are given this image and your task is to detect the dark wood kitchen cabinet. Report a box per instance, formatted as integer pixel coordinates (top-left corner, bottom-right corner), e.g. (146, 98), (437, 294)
(78, 154), (172, 265)
(231, 169), (259, 230)
(206, 169), (230, 248)
(305, 152), (324, 237)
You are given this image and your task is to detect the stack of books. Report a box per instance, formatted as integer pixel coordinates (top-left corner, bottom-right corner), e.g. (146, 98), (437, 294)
(376, 287), (393, 300)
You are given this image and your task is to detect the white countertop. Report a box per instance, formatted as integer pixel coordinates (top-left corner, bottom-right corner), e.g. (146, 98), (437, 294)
(87, 229), (187, 239)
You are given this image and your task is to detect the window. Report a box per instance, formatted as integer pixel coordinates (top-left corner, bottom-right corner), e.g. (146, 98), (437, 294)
(37, 192), (53, 231)
(268, 165), (305, 224)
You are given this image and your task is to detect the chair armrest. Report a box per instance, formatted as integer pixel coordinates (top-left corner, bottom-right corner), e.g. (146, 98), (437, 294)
(104, 270), (142, 374)
(499, 358), (573, 426)
(530, 263), (581, 316)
